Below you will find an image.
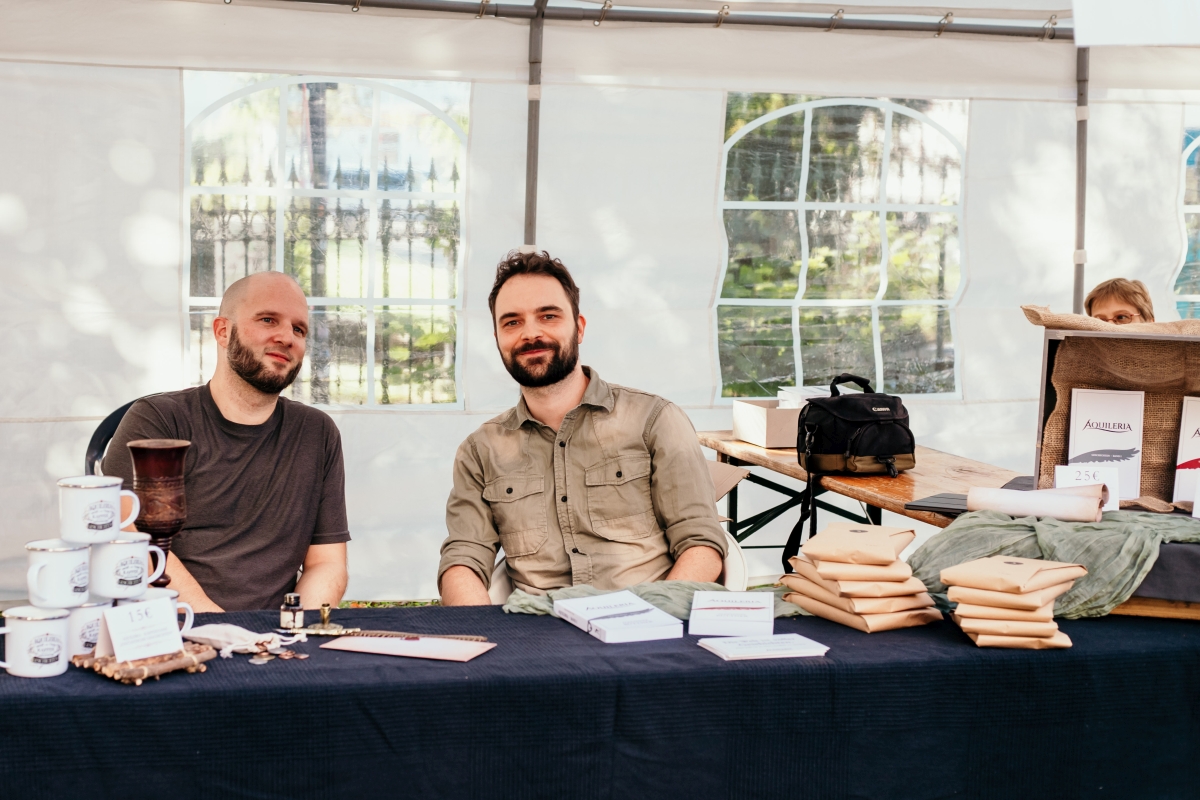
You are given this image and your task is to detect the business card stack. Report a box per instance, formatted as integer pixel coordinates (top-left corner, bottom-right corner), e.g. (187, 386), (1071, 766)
(781, 522), (942, 633)
(941, 555), (1087, 650)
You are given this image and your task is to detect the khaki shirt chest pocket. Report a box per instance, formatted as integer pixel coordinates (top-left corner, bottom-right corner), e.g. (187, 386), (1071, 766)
(483, 476), (547, 558)
(584, 455), (657, 541)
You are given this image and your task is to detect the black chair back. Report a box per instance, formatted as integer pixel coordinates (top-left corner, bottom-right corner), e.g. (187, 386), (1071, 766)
(84, 400), (138, 475)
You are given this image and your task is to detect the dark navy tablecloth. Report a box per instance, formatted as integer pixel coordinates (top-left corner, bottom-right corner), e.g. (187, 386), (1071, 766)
(2, 606), (1198, 800)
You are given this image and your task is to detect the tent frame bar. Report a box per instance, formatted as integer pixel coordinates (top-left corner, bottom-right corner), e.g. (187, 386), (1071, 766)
(1073, 47), (1089, 314)
(280, 0), (1075, 39)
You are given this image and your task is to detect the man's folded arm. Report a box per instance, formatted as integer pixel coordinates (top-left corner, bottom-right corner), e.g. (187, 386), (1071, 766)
(646, 402), (727, 580)
(439, 439), (500, 606)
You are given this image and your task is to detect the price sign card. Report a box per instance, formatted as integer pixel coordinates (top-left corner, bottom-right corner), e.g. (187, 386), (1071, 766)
(97, 599), (184, 662)
(1055, 465), (1119, 512)
(1068, 388), (1144, 500)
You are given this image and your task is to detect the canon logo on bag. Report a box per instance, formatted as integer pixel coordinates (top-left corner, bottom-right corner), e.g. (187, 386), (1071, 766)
(871, 407), (889, 412)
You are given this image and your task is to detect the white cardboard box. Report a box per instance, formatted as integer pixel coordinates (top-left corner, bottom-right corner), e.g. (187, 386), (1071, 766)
(732, 399), (801, 449)
(553, 591), (683, 644)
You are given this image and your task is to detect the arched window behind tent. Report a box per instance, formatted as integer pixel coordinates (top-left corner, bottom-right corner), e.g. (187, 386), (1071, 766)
(715, 94), (967, 398)
(185, 74), (468, 407)
(1174, 113), (1200, 317)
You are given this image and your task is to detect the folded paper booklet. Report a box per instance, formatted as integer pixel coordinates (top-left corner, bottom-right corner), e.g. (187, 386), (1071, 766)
(698, 634), (829, 661)
(965, 486), (1106, 523)
(812, 558), (913, 582)
(940, 555), (1087, 594)
(968, 630), (1072, 650)
(946, 581), (1074, 612)
(553, 590), (683, 643)
(320, 636), (497, 662)
(785, 593), (942, 633)
(1068, 387), (1144, 501)
(1173, 396), (1200, 503)
(790, 556), (927, 598)
(781, 575), (934, 615)
(952, 601), (1055, 622)
(688, 591), (774, 637)
(800, 522), (916, 566)
(952, 615), (1059, 638)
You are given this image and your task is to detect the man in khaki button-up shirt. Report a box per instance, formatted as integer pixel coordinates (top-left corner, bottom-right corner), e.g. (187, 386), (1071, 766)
(439, 250), (727, 604)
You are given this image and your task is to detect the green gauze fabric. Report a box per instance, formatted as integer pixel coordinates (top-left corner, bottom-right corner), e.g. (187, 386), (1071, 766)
(502, 581), (806, 619)
(909, 509), (1200, 618)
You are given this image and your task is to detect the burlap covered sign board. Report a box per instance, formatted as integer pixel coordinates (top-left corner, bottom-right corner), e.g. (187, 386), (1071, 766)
(1023, 306), (1200, 507)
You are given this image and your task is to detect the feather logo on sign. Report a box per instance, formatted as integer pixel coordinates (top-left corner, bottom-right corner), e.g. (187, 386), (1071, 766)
(1069, 448), (1140, 464)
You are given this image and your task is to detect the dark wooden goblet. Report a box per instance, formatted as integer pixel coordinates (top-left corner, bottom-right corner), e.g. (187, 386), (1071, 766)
(128, 439), (190, 588)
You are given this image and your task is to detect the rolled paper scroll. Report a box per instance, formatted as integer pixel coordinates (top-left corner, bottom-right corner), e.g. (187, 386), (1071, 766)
(965, 484), (1106, 522)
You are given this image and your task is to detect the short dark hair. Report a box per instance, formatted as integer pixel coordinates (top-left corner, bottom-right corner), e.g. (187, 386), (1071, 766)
(488, 249), (581, 322)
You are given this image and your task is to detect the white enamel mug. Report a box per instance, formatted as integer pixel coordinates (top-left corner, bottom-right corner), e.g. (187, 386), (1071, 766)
(90, 533), (165, 599)
(58, 476), (140, 544)
(66, 600), (113, 657)
(116, 588), (193, 633)
(26, 539), (90, 608)
(0, 606), (70, 678)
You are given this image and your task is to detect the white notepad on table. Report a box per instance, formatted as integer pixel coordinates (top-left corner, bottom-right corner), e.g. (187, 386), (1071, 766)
(688, 591), (774, 637)
(554, 590), (683, 643)
(697, 634), (829, 661)
(1068, 388), (1144, 500)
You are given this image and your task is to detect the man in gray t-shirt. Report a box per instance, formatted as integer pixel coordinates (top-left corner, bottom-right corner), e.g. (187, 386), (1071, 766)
(103, 272), (349, 612)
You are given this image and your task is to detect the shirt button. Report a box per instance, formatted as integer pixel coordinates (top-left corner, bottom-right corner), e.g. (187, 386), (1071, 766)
(571, 548), (579, 554)
(561, 496), (567, 502)
(616, 471), (622, 478)
(559, 441), (565, 448)
(506, 488), (513, 494)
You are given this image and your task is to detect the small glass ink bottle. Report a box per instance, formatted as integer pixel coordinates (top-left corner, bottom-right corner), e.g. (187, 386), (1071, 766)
(280, 593), (304, 630)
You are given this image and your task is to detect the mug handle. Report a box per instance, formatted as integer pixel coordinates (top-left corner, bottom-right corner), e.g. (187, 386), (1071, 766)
(177, 602), (194, 633)
(147, 545), (167, 584)
(26, 563), (46, 606)
(119, 490), (141, 530)
(0, 626), (8, 669)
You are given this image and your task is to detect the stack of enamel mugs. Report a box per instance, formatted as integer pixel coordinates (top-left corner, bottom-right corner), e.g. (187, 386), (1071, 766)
(1, 477), (192, 679)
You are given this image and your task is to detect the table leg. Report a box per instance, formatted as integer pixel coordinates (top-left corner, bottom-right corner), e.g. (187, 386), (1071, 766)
(728, 483), (738, 534)
(867, 504), (882, 525)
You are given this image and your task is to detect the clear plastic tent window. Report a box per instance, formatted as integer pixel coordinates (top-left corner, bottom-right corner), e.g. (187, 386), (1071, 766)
(716, 94), (967, 398)
(185, 73), (469, 407)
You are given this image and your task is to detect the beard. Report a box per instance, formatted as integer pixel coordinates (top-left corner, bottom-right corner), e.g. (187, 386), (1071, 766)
(227, 324), (303, 395)
(501, 330), (579, 388)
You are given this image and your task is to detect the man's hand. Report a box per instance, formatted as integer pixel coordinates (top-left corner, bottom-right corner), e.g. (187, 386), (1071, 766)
(440, 565), (492, 606)
(665, 545), (724, 583)
(164, 553), (224, 613)
(296, 543), (348, 609)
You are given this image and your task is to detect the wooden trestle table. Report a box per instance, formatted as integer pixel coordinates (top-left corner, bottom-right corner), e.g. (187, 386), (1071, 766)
(698, 429), (1184, 619)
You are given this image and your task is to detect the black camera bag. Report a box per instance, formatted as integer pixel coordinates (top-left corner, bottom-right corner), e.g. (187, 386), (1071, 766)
(781, 373), (915, 572)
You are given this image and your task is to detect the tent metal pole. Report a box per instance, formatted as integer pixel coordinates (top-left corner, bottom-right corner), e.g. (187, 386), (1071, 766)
(1073, 47), (1089, 314)
(277, 0), (1074, 39)
(525, 0), (549, 245)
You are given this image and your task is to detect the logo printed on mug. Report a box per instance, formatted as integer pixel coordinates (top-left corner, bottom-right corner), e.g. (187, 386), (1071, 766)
(69, 562), (89, 593)
(28, 634), (62, 665)
(80, 619), (100, 650)
(84, 500), (117, 531)
(115, 556), (145, 587)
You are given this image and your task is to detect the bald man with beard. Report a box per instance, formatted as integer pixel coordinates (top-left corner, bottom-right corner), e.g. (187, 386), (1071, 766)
(103, 272), (349, 612)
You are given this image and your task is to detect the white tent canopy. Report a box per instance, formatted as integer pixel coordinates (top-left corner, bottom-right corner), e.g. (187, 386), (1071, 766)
(1, 0), (1198, 600)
